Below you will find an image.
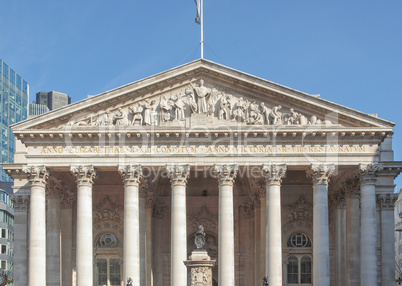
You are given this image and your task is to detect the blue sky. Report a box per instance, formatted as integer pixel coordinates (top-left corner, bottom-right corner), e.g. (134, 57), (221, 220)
(1, 0), (402, 189)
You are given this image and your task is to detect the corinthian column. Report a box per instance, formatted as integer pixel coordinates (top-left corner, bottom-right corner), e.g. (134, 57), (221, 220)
(262, 164), (286, 286)
(23, 165), (49, 286)
(118, 164), (142, 286)
(343, 178), (360, 286)
(358, 164), (381, 286)
(166, 164), (190, 286)
(46, 178), (62, 286)
(213, 164), (238, 286)
(306, 164), (334, 286)
(70, 165), (97, 286)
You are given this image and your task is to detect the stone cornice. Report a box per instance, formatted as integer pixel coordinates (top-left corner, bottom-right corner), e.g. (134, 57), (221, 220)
(13, 127), (392, 146)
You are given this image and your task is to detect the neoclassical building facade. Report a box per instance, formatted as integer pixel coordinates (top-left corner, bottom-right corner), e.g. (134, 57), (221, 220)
(4, 60), (401, 286)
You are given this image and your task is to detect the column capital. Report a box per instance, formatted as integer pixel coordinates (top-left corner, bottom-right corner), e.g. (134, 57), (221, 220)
(23, 165), (49, 187)
(60, 187), (76, 209)
(70, 165), (97, 186)
(376, 193), (397, 210)
(342, 177), (360, 198)
(118, 164), (142, 186)
(166, 164), (190, 187)
(306, 164), (335, 185)
(46, 177), (63, 199)
(262, 163), (286, 185)
(213, 164), (238, 186)
(358, 164), (382, 185)
(12, 194), (30, 211)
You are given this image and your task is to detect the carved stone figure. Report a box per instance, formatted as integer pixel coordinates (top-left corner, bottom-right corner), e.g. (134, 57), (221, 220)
(173, 94), (185, 120)
(143, 99), (158, 126)
(284, 108), (300, 125)
(232, 97), (247, 122)
(219, 94), (232, 120)
(100, 111), (114, 126)
(159, 95), (173, 122)
(149, 100), (158, 125)
(269, 105), (282, 124)
(114, 108), (128, 126)
(299, 114), (308, 125)
(130, 103), (143, 125)
(186, 87), (198, 113)
(191, 79), (210, 114)
(260, 102), (271, 125)
(194, 225), (206, 249)
(247, 100), (263, 124)
(143, 99), (152, 125)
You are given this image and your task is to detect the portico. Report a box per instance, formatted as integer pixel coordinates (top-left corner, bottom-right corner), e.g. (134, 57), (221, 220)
(4, 59), (401, 286)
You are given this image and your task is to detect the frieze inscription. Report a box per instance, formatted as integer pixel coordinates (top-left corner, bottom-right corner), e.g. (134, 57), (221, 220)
(36, 144), (371, 155)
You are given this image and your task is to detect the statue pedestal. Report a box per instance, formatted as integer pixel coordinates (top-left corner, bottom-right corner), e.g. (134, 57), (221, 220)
(184, 250), (216, 286)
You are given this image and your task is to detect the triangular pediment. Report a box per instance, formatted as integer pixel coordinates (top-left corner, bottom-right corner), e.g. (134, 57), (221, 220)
(12, 60), (394, 135)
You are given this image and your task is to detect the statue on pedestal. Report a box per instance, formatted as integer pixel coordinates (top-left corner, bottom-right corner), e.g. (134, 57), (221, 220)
(195, 225), (206, 249)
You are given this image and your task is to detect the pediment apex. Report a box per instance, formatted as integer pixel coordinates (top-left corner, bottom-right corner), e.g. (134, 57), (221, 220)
(12, 59), (394, 132)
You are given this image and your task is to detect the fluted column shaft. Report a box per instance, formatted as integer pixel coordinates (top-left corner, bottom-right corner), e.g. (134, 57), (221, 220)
(71, 165), (97, 286)
(359, 164), (381, 286)
(46, 178), (62, 286)
(344, 179), (360, 286)
(262, 164), (286, 286)
(307, 164), (334, 286)
(24, 165), (49, 286)
(119, 164), (142, 285)
(167, 164), (190, 286)
(213, 164), (238, 286)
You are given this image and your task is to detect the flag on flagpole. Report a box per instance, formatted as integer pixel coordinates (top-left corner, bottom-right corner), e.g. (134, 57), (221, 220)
(194, 0), (201, 25)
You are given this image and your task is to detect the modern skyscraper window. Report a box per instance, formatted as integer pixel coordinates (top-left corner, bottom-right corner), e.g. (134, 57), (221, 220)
(0, 59), (29, 182)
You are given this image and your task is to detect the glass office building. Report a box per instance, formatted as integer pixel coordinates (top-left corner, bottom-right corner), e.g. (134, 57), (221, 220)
(0, 59), (28, 182)
(0, 185), (14, 281)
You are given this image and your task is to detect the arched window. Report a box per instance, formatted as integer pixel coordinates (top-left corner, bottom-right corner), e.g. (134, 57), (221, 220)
(287, 256), (298, 283)
(95, 234), (121, 286)
(286, 233), (312, 285)
(300, 256), (312, 283)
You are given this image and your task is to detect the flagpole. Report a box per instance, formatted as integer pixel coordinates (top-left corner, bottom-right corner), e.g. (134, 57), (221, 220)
(200, 0), (204, 59)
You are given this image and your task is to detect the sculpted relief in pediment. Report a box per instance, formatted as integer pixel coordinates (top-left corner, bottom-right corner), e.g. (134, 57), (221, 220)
(69, 79), (335, 129)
